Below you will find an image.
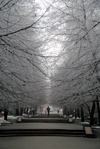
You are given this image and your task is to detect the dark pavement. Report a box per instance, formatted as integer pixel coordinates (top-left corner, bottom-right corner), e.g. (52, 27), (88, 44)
(0, 114), (100, 149)
(0, 135), (100, 149)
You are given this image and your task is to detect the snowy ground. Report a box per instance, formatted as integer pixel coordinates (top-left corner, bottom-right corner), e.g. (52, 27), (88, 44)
(0, 116), (18, 125)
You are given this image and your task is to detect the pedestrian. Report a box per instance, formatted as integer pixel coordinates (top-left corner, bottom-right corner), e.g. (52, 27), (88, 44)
(47, 106), (50, 116)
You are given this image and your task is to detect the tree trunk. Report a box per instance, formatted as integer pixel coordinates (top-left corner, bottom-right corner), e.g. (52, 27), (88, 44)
(16, 109), (19, 116)
(67, 110), (70, 116)
(75, 110), (77, 118)
(90, 101), (95, 126)
(4, 110), (8, 120)
(63, 107), (67, 115)
(81, 106), (84, 122)
(97, 100), (100, 126)
(87, 105), (91, 115)
(20, 108), (23, 116)
(26, 107), (28, 114)
(77, 108), (80, 118)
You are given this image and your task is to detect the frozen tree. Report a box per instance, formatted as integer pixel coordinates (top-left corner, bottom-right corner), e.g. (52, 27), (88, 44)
(1, 0), (100, 124)
(44, 0), (100, 120)
(0, 0), (49, 119)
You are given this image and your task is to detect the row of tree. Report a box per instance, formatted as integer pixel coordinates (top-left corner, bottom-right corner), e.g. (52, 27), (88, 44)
(44, 0), (100, 124)
(0, 0), (100, 125)
(0, 0), (49, 118)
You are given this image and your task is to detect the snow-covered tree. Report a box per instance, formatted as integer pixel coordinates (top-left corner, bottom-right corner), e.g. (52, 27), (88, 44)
(45, 0), (100, 114)
(0, 0), (48, 119)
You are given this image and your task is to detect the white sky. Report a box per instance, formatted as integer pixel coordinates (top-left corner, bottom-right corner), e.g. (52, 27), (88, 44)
(35, 0), (63, 65)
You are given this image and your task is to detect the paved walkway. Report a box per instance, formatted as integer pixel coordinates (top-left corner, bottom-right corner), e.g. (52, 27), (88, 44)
(0, 122), (83, 130)
(0, 134), (100, 149)
(0, 121), (100, 149)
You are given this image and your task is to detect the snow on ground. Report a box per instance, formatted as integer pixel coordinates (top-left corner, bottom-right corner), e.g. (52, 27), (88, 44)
(93, 126), (100, 129)
(0, 116), (18, 125)
(80, 122), (90, 125)
(76, 117), (81, 119)
(0, 117), (10, 125)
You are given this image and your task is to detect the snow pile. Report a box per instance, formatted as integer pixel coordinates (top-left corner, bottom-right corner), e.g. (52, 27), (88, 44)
(80, 122), (90, 125)
(22, 113), (28, 117)
(64, 115), (67, 118)
(76, 117), (81, 119)
(7, 116), (18, 120)
(0, 117), (10, 125)
(0, 116), (19, 125)
(94, 126), (100, 129)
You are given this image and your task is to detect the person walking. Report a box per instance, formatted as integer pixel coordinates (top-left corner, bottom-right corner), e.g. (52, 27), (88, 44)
(47, 106), (50, 116)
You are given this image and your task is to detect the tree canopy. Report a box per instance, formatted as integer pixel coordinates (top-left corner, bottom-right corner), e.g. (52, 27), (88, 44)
(0, 0), (100, 112)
